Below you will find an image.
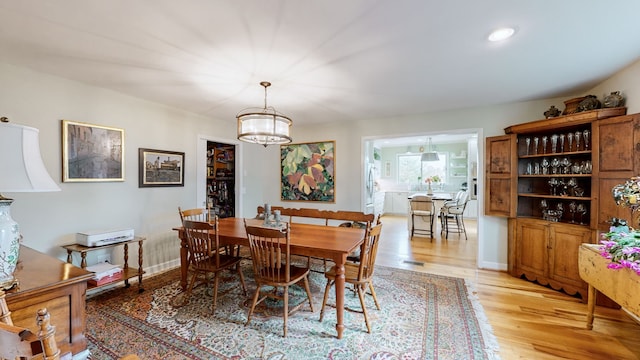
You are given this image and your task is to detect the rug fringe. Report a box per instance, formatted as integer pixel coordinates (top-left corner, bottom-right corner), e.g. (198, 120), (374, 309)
(464, 279), (502, 360)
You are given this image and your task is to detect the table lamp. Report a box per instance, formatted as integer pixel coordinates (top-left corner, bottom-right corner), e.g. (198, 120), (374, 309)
(0, 117), (60, 290)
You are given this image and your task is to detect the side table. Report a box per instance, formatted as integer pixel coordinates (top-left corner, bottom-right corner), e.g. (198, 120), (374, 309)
(62, 237), (145, 293)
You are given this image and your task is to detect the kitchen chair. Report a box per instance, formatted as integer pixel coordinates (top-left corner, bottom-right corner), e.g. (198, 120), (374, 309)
(319, 222), (383, 333)
(439, 191), (470, 239)
(244, 221), (314, 337)
(409, 195), (435, 240)
(180, 219), (247, 314)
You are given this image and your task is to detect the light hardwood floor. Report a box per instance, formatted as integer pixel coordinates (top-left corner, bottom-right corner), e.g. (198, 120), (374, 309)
(376, 215), (640, 360)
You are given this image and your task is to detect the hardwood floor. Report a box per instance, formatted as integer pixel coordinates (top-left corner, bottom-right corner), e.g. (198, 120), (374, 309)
(377, 215), (640, 360)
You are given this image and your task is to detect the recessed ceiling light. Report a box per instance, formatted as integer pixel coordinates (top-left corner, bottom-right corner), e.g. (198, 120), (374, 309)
(488, 27), (515, 42)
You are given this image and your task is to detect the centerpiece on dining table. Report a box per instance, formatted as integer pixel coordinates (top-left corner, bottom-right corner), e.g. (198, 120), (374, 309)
(260, 203), (286, 229)
(424, 175), (440, 195)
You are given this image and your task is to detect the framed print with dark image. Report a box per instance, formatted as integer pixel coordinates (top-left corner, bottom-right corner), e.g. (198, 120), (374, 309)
(138, 148), (185, 187)
(280, 140), (335, 202)
(62, 120), (125, 182)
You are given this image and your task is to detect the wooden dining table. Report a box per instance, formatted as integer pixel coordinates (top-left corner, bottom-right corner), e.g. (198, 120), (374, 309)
(173, 217), (366, 339)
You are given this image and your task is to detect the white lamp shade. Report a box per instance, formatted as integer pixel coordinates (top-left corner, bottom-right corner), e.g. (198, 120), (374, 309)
(0, 122), (60, 192)
(421, 152), (440, 162)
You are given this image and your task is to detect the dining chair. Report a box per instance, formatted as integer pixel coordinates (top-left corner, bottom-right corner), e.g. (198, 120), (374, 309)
(439, 191), (470, 239)
(319, 222), (383, 333)
(409, 195), (435, 240)
(178, 206), (209, 223)
(180, 218), (247, 314)
(243, 221), (315, 337)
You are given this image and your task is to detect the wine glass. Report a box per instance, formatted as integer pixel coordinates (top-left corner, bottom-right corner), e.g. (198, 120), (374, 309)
(533, 137), (539, 155)
(540, 199), (549, 219)
(551, 134), (559, 153)
(551, 157), (560, 174)
(542, 136), (548, 154)
(541, 157), (550, 175)
(568, 201), (577, 223)
(559, 133), (565, 152)
(560, 157), (571, 174)
(583, 130), (590, 150)
(525, 137), (531, 155)
(548, 178), (558, 195)
(567, 133), (573, 152)
(574, 131), (581, 151)
(577, 203), (587, 224)
(582, 160), (593, 174)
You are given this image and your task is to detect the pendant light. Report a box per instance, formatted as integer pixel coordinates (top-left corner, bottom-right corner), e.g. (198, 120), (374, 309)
(237, 81), (292, 147)
(421, 137), (439, 162)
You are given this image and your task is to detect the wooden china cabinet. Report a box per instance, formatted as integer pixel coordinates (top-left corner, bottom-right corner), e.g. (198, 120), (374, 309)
(486, 107), (640, 301)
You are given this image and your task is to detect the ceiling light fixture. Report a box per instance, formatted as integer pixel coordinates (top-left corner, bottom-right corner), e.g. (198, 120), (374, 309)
(488, 27), (515, 42)
(421, 137), (439, 162)
(237, 81), (292, 147)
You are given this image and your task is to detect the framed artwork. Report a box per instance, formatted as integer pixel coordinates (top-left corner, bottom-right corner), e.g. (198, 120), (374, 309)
(138, 148), (185, 187)
(280, 140), (335, 202)
(62, 120), (125, 182)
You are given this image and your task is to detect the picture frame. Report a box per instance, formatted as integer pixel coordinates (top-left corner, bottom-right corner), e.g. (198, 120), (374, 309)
(62, 120), (125, 182)
(138, 148), (185, 187)
(280, 140), (335, 202)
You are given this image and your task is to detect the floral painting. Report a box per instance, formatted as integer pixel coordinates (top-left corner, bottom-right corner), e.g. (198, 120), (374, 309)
(280, 141), (335, 202)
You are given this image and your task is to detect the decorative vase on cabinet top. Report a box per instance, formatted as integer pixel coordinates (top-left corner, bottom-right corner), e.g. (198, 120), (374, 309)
(576, 95), (601, 112)
(603, 91), (625, 108)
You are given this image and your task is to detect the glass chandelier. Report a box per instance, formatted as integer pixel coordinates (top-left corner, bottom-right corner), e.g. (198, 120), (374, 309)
(237, 81), (292, 147)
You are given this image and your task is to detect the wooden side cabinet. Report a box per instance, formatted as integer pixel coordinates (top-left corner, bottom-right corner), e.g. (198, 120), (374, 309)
(6, 246), (93, 359)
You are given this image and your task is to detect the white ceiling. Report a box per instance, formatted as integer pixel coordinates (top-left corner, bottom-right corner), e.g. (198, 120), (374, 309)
(1, 0), (640, 129)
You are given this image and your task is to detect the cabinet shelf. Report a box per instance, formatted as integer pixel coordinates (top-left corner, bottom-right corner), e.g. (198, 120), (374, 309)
(519, 174), (591, 178)
(519, 150), (591, 158)
(518, 193), (592, 201)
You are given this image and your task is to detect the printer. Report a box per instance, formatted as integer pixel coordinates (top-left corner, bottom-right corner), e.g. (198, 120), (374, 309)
(76, 228), (135, 247)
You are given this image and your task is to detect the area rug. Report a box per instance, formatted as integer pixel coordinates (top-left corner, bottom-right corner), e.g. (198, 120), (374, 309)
(85, 262), (500, 360)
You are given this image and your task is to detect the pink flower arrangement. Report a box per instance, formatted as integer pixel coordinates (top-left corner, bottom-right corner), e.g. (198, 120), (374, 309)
(600, 220), (640, 275)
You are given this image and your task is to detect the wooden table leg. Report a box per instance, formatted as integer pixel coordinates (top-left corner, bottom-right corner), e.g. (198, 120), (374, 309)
(586, 284), (596, 330)
(179, 231), (188, 291)
(332, 255), (347, 339)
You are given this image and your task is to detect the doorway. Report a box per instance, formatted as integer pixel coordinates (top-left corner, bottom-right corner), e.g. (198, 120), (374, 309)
(362, 129), (482, 265)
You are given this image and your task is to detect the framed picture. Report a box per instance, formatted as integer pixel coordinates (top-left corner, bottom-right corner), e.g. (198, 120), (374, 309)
(138, 148), (185, 187)
(62, 120), (125, 182)
(280, 141), (335, 202)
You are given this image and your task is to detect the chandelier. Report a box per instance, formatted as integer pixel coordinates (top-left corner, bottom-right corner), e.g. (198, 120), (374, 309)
(421, 137), (439, 161)
(237, 81), (292, 147)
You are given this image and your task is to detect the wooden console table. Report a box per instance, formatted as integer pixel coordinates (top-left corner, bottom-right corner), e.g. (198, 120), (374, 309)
(5, 246), (93, 358)
(578, 243), (640, 329)
(62, 237), (145, 293)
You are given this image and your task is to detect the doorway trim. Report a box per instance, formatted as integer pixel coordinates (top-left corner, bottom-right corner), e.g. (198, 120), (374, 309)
(196, 134), (244, 218)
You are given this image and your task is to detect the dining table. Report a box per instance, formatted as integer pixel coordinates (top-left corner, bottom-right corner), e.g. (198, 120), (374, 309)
(173, 217), (366, 339)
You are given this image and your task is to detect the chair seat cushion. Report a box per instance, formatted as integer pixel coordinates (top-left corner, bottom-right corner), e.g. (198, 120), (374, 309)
(412, 210), (433, 216)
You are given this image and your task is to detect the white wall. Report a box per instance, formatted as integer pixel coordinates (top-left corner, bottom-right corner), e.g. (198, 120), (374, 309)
(3, 57), (640, 273)
(0, 62), (237, 272)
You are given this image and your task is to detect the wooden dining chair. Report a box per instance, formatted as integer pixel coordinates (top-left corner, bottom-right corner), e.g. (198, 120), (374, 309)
(319, 222), (383, 333)
(244, 221), (315, 337)
(180, 219), (247, 314)
(178, 206), (210, 223)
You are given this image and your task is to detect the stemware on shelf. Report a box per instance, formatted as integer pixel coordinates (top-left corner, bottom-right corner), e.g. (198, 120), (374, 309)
(525, 137), (531, 155)
(560, 157), (571, 174)
(541, 157), (550, 175)
(583, 160), (592, 174)
(567, 133), (573, 152)
(533, 137), (539, 155)
(551, 157), (560, 174)
(568, 201), (577, 223)
(583, 130), (590, 150)
(574, 131), (581, 151)
(551, 134), (558, 153)
(559, 134), (565, 152)
(577, 203), (587, 224)
(542, 136), (548, 154)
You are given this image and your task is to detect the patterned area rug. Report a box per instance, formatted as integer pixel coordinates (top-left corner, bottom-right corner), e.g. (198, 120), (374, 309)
(85, 262), (500, 359)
